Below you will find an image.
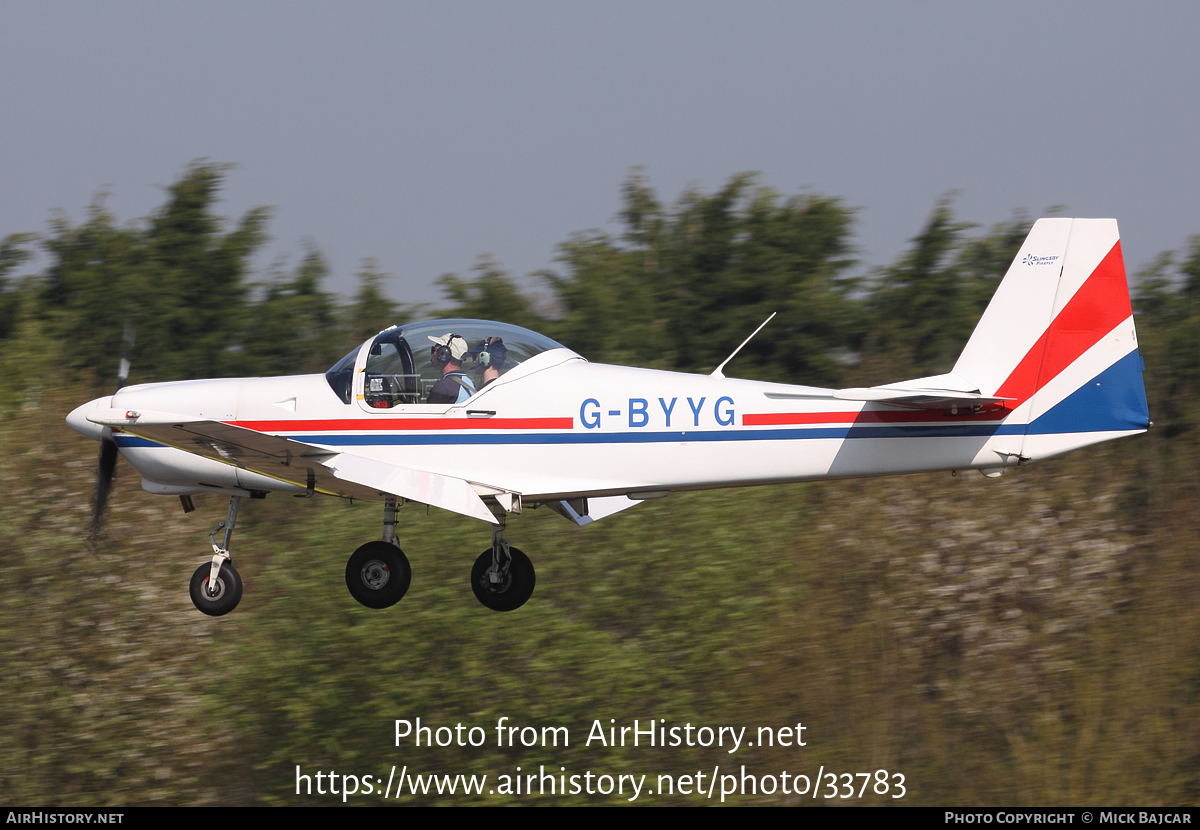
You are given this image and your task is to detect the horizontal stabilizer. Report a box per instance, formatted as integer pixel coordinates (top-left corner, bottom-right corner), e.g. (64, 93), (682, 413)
(831, 387), (1015, 410)
(763, 387), (1013, 410)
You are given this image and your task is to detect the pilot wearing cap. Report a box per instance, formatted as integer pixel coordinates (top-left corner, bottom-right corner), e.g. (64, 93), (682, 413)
(425, 333), (476, 404)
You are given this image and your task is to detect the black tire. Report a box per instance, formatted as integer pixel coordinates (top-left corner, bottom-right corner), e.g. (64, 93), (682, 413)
(346, 541), (412, 609)
(189, 561), (243, 617)
(471, 546), (535, 612)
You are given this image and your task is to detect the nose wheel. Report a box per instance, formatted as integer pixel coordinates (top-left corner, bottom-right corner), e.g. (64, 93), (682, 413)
(189, 560), (243, 616)
(189, 496), (244, 617)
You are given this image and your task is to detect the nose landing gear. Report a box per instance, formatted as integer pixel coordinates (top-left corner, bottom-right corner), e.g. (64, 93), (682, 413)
(189, 496), (244, 617)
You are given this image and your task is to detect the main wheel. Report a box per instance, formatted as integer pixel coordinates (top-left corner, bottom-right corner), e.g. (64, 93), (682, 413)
(346, 541), (412, 609)
(471, 546), (535, 612)
(189, 561), (243, 617)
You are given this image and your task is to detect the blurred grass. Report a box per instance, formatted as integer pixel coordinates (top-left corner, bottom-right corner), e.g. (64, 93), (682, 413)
(1, 390), (1197, 805)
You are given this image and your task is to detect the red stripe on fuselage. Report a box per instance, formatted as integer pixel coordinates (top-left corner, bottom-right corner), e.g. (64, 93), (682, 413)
(228, 417), (574, 432)
(994, 240), (1130, 403)
(743, 411), (859, 425)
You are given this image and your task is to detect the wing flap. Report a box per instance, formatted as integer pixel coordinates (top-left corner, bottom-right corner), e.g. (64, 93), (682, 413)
(547, 495), (641, 527)
(323, 453), (497, 524)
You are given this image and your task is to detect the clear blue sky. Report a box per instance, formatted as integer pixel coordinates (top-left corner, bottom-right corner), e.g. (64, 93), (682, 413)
(3, 1), (1197, 305)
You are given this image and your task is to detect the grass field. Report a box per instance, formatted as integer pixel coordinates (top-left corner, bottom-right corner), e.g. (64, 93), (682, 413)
(2, 390), (1197, 805)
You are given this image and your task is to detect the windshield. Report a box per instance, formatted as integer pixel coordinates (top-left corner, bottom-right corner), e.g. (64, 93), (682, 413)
(324, 346), (359, 404)
(326, 319), (566, 408)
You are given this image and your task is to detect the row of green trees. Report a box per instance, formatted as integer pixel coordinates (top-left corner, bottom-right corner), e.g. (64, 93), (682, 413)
(1, 163), (409, 389)
(3, 162), (1198, 408)
(412, 173), (1040, 387)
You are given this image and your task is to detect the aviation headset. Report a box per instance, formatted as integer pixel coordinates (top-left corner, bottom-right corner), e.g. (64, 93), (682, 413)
(474, 337), (508, 370)
(431, 334), (468, 366)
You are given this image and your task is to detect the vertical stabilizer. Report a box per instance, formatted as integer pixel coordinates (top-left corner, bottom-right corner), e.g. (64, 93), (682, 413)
(954, 218), (1074, 398)
(953, 218), (1148, 457)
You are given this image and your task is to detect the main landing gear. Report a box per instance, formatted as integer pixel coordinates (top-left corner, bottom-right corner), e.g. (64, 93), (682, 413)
(343, 497), (535, 612)
(345, 497), (412, 609)
(470, 510), (535, 612)
(189, 496), (244, 617)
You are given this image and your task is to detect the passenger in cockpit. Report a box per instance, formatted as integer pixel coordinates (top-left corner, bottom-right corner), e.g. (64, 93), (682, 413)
(472, 337), (507, 388)
(425, 334), (476, 404)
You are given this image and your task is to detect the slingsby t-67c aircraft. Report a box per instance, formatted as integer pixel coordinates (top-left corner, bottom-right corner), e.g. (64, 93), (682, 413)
(66, 218), (1149, 616)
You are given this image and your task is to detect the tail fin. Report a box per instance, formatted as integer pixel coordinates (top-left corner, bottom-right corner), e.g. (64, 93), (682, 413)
(953, 218), (1149, 457)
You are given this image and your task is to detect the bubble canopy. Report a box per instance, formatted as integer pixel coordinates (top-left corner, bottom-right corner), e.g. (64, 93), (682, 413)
(325, 319), (567, 407)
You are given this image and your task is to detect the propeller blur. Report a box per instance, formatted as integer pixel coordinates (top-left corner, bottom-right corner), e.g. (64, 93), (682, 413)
(89, 322), (135, 536)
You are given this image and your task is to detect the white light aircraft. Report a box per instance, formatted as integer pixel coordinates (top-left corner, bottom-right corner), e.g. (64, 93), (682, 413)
(67, 218), (1149, 616)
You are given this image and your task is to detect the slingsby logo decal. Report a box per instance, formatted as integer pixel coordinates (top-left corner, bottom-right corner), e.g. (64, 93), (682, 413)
(1022, 253), (1060, 267)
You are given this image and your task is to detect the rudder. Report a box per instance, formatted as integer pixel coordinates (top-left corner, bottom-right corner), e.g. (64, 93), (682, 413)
(952, 218), (1148, 457)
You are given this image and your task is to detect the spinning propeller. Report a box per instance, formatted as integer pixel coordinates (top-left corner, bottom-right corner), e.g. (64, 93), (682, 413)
(90, 323), (134, 535)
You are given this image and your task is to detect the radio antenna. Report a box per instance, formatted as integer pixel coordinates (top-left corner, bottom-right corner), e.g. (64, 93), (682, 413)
(710, 312), (776, 379)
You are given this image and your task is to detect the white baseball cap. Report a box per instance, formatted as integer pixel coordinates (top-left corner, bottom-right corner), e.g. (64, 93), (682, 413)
(427, 333), (469, 362)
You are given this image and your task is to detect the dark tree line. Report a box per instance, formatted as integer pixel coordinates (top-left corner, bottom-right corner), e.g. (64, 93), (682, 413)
(2, 161), (1197, 423)
(1, 163), (414, 390)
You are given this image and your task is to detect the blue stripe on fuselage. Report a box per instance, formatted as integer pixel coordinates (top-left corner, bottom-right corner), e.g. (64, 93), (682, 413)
(113, 424), (1027, 450)
(114, 423), (1024, 449)
(274, 423), (1026, 446)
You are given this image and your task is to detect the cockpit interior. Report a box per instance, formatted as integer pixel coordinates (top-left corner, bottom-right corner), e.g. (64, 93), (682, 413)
(324, 319), (566, 408)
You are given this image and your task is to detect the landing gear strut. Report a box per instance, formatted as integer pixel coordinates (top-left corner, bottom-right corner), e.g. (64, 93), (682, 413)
(189, 496), (244, 616)
(471, 513), (535, 612)
(345, 497), (412, 609)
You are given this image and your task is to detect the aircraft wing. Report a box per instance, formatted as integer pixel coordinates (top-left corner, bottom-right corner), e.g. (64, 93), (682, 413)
(85, 409), (498, 524)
